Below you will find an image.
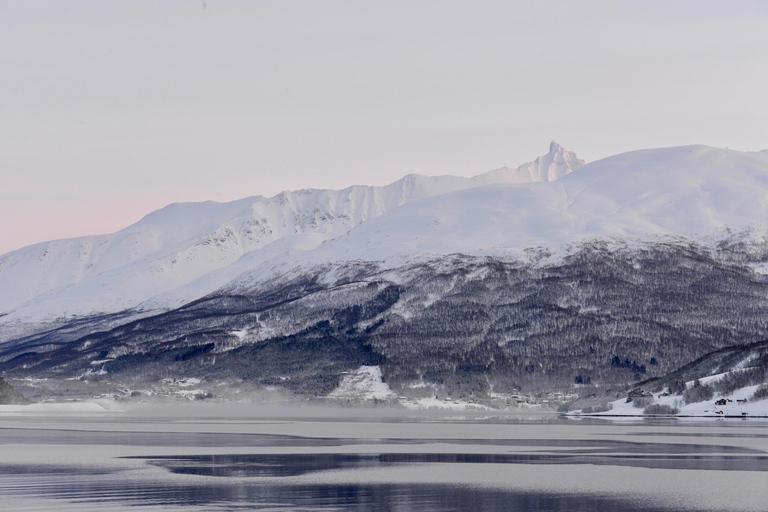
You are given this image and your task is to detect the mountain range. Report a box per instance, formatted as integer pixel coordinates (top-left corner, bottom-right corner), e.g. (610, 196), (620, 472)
(0, 141), (583, 324)
(3, 142), (768, 403)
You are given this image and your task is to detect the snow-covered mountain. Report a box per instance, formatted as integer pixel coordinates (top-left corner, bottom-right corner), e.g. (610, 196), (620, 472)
(4, 143), (768, 400)
(4, 143), (768, 325)
(357, 145), (768, 257)
(0, 142), (583, 322)
(223, 145), (768, 291)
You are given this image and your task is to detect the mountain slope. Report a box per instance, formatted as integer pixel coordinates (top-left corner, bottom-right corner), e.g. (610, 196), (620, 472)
(0, 143), (582, 322)
(230, 145), (768, 276)
(563, 339), (768, 417)
(4, 241), (768, 399)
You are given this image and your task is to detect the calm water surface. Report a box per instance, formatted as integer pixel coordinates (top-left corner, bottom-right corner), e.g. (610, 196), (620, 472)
(1, 409), (768, 511)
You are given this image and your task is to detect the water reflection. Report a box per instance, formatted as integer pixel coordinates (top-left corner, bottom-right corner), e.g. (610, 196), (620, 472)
(2, 427), (762, 455)
(0, 471), (664, 512)
(140, 451), (768, 477)
(2, 418), (767, 511)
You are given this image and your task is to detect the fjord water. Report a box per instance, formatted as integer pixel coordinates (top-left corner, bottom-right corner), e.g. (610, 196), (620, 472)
(1, 406), (768, 511)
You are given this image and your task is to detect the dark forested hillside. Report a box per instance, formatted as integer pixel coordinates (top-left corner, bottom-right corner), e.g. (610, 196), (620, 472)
(2, 240), (768, 399)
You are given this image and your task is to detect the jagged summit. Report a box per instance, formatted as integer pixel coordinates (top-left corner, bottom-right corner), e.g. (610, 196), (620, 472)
(472, 141), (584, 185)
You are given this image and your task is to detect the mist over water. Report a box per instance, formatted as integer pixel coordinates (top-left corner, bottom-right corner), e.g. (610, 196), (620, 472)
(1, 405), (768, 511)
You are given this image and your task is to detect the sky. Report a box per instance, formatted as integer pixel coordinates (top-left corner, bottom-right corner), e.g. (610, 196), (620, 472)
(2, 0), (768, 255)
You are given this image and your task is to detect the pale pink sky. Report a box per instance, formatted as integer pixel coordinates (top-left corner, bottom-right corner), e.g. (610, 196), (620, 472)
(2, 1), (768, 254)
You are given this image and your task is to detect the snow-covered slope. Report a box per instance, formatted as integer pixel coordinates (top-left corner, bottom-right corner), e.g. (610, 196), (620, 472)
(326, 366), (397, 401)
(244, 145), (768, 273)
(0, 143), (581, 322)
(7, 143), (766, 328)
(567, 340), (768, 418)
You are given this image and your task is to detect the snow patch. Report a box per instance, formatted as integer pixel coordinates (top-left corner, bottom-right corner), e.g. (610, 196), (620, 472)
(228, 329), (248, 340)
(327, 366), (396, 401)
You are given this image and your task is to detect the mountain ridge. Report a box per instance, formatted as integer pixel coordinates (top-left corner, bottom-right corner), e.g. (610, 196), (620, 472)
(223, 145), (768, 285)
(0, 142), (583, 323)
